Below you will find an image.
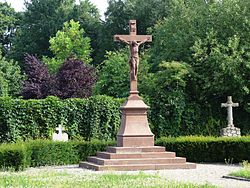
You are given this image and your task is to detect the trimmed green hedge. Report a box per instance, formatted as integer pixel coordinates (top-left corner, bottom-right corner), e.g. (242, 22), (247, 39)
(1, 136), (250, 171)
(0, 95), (124, 143)
(156, 136), (250, 163)
(0, 143), (28, 171)
(0, 139), (115, 171)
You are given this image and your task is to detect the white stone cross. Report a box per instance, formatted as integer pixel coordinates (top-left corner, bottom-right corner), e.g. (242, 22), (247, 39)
(221, 96), (239, 127)
(52, 124), (68, 142)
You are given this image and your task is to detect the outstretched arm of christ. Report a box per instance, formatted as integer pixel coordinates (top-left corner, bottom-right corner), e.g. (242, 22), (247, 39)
(138, 37), (150, 46)
(115, 36), (129, 45)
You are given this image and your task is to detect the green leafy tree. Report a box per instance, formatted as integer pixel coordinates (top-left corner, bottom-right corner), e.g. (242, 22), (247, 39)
(10, 0), (102, 63)
(96, 0), (172, 64)
(0, 51), (25, 97)
(149, 61), (191, 137)
(150, 0), (250, 68)
(0, 2), (18, 55)
(49, 20), (92, 62)
(94, 49), (130, 98)
(191, 31), (250, 101)
(190, 31), (250, 134)
(72, 0), (102, 64)
(10, 0), (75, 61)
(44, 20), (92, 73)
(149, 0), (250, 135)
(94, 49), (152, 98)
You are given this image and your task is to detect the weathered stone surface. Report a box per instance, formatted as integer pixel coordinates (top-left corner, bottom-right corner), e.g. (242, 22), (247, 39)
(79, 146), (196, 171)
(80, 162), (196, 171)
(221, 96), (239, 128)
(220, 127), (241, 137)
(220, 96), (241, 137)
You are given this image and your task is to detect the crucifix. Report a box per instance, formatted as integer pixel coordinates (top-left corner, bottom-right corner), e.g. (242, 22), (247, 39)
(114, 20), (152, 93)
(221, 96), (239, 127)
(114, 20), (154, 147)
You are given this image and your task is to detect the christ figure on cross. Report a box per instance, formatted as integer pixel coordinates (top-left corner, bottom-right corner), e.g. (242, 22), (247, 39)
(115, 36), (150, 81)
(114, 20), (152, 91)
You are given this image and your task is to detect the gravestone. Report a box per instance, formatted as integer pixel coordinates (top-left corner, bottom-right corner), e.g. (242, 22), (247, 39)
(80, 20), (196, 171)
(52, 125), (68, 142)
(221, 96), (241, 137)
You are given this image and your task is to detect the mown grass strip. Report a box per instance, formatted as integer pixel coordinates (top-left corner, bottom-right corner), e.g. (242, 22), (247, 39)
(0, 170), (217, 188)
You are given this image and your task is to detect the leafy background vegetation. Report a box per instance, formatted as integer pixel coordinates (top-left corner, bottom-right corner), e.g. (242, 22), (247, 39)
(0, 0), (249, 142)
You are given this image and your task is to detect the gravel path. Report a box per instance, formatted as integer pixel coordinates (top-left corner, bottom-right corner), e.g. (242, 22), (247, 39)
(25, 163), (250, 188)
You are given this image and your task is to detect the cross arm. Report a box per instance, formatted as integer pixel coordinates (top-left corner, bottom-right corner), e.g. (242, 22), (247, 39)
(221, 103), (229, 107)
(232, 103), (239, 107)
(221, 103), (239, 107)
(114, 35), (152, 42)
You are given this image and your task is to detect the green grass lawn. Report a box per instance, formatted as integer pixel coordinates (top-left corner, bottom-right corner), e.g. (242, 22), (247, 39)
(0, 170), (217, 188)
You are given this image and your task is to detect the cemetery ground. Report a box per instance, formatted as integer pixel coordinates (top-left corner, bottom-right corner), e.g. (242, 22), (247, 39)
(1, 164), (250, 188)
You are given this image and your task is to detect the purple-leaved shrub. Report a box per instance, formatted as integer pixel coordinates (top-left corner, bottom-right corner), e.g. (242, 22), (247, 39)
(22, 54), (51, 99)
(22, 54), (97, 99)
(55, 58), (97, 99)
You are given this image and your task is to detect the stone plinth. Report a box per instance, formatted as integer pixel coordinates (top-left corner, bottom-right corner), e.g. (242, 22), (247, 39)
(117, 93), (154, 147)
(79, 146), (196, 171)
(220, 126), (241, 137)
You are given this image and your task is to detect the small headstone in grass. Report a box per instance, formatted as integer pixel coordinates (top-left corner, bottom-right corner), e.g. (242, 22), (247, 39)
(52, 124), (68, 142)
(221, 96), (241, 137)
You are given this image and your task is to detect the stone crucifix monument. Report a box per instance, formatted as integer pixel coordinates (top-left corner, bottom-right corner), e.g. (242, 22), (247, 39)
(221, 96), (241, 137)
(80, 20), (196, 171)
(114, 20), (154, 147)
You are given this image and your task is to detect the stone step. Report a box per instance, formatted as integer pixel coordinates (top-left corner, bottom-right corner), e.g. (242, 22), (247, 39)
(79, 162), (196, 171)
(106, 146), (166, 153)
(87, 156), (186, 165)
(97, 151), (176, 159)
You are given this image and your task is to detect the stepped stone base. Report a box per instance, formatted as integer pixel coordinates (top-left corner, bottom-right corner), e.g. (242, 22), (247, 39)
(220, 126), (241, 137)
(79, 146), (196, 171)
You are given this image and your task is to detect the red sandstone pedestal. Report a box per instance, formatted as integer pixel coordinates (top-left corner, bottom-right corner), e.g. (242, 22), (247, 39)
(117, 92), (154, 147)
(79, 92), (196, 171)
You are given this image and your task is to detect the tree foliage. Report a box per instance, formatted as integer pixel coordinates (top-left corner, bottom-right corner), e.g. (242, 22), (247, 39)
(55, 58), (97, 99)
(191, 30), (250, 101)
(72, 0), (102, 64)
(149, 0), (250, 135)
(10, 0), (75, 61)
(22, 55), (97, 99)
(44, 20), (92, 73)
(49, 19), (92, 62)
(10, 0), (102, 63)
(149, 61), (191, 137)
(0, 51), (25, 97)
(22, 54), (51, 99)
(94, 49), (152, 98)
(0, 2), (18, 55)
(94, 50), (129, 98)
(150, 0), (250, 68)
